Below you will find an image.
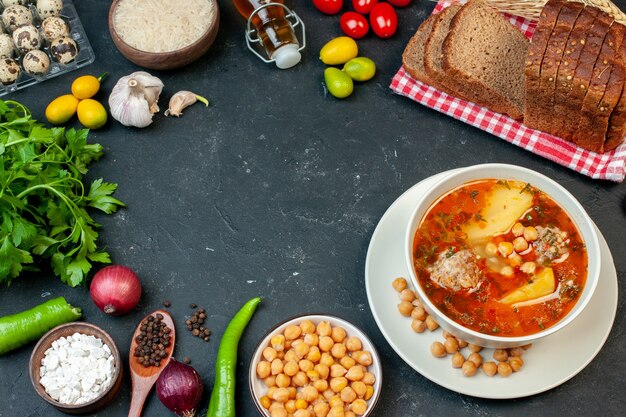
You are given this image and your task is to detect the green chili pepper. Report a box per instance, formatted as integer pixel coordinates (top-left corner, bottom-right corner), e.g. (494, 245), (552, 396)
(207, 296), (262, 417)
(0, 297), (82, 356)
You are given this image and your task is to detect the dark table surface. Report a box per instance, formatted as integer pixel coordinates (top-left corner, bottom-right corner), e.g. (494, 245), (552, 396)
(1, 0), (625, 416)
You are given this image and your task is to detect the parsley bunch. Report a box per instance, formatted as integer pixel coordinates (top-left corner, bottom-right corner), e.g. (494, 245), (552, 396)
(0, 100), (124, 287)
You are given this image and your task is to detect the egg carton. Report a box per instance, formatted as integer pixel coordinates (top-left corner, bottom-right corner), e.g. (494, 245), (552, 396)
(0, 0), (95, 96)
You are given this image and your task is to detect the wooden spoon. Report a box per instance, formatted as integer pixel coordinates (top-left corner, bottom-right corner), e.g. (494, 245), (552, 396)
(128, 310), (176, 417)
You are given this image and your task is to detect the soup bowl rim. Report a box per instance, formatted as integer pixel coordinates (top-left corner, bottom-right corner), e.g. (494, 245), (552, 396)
(404, 163), (601, 348)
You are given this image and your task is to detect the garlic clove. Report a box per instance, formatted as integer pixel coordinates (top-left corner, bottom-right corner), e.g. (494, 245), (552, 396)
(109, 71), (164, 128)
(164, 91), (209, 117)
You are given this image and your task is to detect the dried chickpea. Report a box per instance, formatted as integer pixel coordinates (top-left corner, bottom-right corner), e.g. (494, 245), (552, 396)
(320, 353), (335, 367)
(276, 373), (291, 388)
(263, 347), (278, 362)
(485, 241), (498, 256)
(412, 299), (422, 307)
(314, 379), (329, 392)
(430, 341), (446, 358)
(512, 222), (525, 237)
(451, 352), (464, 368)
(441, 330), (453, 339)
(411, 319), (426, 333)
(329, 395), (344, 408)
(295, 409), (311, 417)
(345, 365), (365, 381)
(273, 387), (291, 402)
(300, 320), (316, 334)
(482, 361), (497, 377)
(330, 364), (347, 378)
(260, 395), (272, 409)
(345, 337), (362, 352)
(315, 363), (330, 379)
(299, 359), (314, 373)
(497, 361), (513, 377)
(444, 337), (459, 354)
(293, 371), (309, 387)
(411, 306), (427, 321)
(313, 402), (330, 417)
(257, 360), (271, 378)
(319, 336), (335, 352)
(328, 405), (345, 417)
(522, 343), (533, 350)
(284, 349), (298, 362)
(285, 399), (297, 413)
(364, 385), (374, 400)
(508, 347), (525, 357)
(270, 407), (288, 417)
(354, 350), (373, 366)
(392, 277), (408, 292)
(293, 340), (310, 359)
(307, 346), (321, 363)
(340, 386), (357, 403)
(284, 360), (299, 376)
(330, 377), (348, 393)
(267, 386), (277, 399)
(467, 344), (483, 353)
(462, 360), (477, 377)
(509, 356), (524, 372)
(331, 327), (347, 343)
(425, 315), (439, 331)
(498, 241), (514, 257)
(361, 372), (376, 385)
(500, 265), (514, 278)
(288, 386), (297, 399)
(399, 288), (416, 302)
(317, 321), (332, 337)
(307, 370), (320, 382)
(269, 401), (285, 411)
(346, 412), (356, 417)
(351, 399), (368, 415)
(457, 339), (468, 348)
(323, 389), (335, 401)
(285, 325), (302, 340)
(397, 301), (413, 317)
(508, 252), (522, 267)
(351, 381), (367, 397)
(264, 375), (277, 387)
(339, 356), (356, 369)
(304, 333), (320, 347)
(520, 261), (536, 274)
(331, 343), (347, 359)
(285, 339), (293, 350)
(512, 236), (529, 252)
(523, 226), (538, 241)
(468, 352), (483, 367)
(301, 385), (319, 402)
(493, 349), (509, 362)
(271, 334), (286, 352)
(271, 358), (284, 375)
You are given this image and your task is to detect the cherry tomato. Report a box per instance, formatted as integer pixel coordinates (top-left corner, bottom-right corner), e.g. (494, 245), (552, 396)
(313, 0), (344, 15)
(369, 3), (397, 38)
(340, 12), (369, 39)
(352, 0), (377, 14)
(387, 0), (412, 7)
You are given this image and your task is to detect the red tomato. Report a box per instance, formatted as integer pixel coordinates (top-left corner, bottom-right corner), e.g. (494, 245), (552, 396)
(313, 0), (344, 15)
(387, 0), (412, 7)
(340, 12), (369, 39)
(369, 3), (397, 38)
(352, 0), (377, 14)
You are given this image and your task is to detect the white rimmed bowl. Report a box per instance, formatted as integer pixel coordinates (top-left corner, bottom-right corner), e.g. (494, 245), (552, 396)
(404, 164), (601, 348)
(249, 314), (382, 417)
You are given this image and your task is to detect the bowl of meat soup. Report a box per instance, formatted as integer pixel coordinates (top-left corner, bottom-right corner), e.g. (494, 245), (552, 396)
(405, 164), (600, 348)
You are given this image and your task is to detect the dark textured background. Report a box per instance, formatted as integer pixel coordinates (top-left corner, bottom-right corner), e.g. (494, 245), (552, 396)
(1, 0), (625, 416)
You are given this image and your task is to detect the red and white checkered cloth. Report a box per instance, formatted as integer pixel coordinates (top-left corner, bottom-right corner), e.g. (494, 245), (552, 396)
(390, 1), (626, 182)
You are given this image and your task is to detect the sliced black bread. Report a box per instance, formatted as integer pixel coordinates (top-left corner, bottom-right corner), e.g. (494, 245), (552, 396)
(422, 5), (468, 98)
(524, 0), (567, 128)
(573, 22), (625, 152)
(402, 13), (439, 86)
(552, 7), (602, 135)
(604, 37), (626, 152)
(442, 0), (529, 119)
(591, 49), (625, 153)
(533, 1), (585, 133)
(561, 11), (614, 141)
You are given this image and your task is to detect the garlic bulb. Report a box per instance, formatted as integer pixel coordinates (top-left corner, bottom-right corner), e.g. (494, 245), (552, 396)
(108, 71), (164, 128)
(164, 91), (209, 117)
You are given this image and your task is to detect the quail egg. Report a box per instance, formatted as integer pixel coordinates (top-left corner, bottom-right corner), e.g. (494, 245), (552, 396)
(2, 5), (33, 32)
(12, 24), (41, 51)
(37, 0), (63, 19)
(2, 0), (29, 7)
(22, 49), (51, 76)
(41, 16), (69, 43)
(50, 35), (77, 64)
(0, 57), (20, 85)
(0, 33), (15, 58)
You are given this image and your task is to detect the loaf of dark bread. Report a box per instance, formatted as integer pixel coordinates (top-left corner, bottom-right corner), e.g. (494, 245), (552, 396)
(402, 13), (440, 87)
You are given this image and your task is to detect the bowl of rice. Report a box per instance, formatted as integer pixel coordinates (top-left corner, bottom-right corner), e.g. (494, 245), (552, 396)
(108, 0), (220, 70)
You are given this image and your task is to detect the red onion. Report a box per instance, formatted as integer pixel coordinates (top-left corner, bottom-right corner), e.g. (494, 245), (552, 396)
(157, 358), (204, 417)
(90, 265), (141, 316)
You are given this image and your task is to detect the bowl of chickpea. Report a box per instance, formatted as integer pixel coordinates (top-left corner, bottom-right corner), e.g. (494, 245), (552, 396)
(249, 314), (382, 417)
(404, 164), (600, 349)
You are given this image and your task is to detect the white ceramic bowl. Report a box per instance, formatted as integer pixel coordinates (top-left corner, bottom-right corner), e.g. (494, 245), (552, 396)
(249, 314), (382, 416)
(405, 164), (601, 348)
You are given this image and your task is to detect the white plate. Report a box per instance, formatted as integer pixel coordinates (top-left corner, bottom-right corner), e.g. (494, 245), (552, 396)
(365, 170), (618, 399)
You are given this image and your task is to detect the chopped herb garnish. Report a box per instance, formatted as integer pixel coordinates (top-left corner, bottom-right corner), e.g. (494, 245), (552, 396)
(470, 190), (479, 203)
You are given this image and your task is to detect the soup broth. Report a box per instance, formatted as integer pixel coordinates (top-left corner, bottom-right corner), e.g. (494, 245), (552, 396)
(412, 179), (587, 337)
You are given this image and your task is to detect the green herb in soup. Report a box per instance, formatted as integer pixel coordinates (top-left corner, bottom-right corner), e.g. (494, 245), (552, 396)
(412, 179), (587, 337)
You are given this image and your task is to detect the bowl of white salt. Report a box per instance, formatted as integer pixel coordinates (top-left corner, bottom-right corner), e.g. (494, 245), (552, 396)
(108, 0), (220, 70)
(29, 322), (122, 414)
